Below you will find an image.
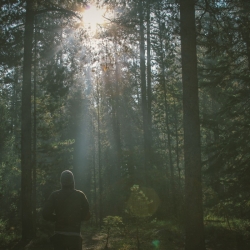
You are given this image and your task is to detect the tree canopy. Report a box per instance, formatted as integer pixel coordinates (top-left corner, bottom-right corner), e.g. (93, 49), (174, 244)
(1, 0), (250, 249)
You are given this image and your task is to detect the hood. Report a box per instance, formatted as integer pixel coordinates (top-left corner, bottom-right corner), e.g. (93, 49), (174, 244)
(60, 170), (75, 189)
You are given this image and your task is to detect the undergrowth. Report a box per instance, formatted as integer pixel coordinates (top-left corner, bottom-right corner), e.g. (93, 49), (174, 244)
(1, 215), (250, 250)
(0, 219), (19, 250)
(204, 214), (250, 250)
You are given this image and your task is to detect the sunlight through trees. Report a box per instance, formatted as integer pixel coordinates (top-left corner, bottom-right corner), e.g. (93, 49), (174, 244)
(1, 0), (250, 249)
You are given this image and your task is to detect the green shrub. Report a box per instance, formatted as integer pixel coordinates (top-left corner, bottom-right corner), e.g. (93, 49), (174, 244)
(0, 219), (19, 249)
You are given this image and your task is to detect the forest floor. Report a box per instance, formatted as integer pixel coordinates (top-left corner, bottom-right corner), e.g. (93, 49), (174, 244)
(81, 229), (107, 250)
(7, 230), (105, 250)
(7, 224), (185, 250)
(4, 218), (250, 250)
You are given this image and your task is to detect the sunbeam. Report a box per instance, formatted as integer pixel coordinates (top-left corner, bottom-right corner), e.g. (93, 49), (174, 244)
(81, 4), (107, 33)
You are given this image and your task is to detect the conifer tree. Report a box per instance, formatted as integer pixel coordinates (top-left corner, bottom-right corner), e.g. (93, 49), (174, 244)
(180, 0), (205, 249)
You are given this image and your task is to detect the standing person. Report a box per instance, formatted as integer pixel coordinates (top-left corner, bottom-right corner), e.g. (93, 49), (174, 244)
(42, 170), (91, 250)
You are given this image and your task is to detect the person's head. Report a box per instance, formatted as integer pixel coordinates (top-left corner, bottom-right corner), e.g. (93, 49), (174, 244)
(60, 170), (75, 189)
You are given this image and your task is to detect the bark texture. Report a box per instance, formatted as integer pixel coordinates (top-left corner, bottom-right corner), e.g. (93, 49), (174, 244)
(180, 0), (205, 249)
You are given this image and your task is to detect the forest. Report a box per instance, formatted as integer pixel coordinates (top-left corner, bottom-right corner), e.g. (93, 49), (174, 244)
(1, 0), (250, 249)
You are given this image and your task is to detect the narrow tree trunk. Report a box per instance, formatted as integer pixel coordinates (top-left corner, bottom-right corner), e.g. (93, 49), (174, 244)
(14, 68), (19, 152)
(97, 80), (103, 227)
(21, 0), (34, 242)
(92, 122), (98, 225)
(173, 99), (181, 189)
(146, 0), (152, 158)
(11, 82), (15, 135)
(109, 37), (123, 214)
(180, 0), (205, 249)
(157, 13), (176, 213)
(114, 36), (122, 180)
(32, 17), (37, 237)
(11, 69), (18, 136)
(139, 0), (149, 182)
(245, 40), (250, 70)
(239, 0), (250, 70)
(133, 57), (140, 107)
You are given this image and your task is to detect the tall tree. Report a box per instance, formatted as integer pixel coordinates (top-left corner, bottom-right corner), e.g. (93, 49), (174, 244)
(146, 0), (152, 163)
(21, 0), (34, 243)
(139, 0), (150, 181)
(180, 0), (205, 249)
(20, 0), (84, 243)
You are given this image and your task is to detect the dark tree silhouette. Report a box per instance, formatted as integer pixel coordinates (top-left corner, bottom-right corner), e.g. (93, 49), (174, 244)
(21, 0), (34, 243)
(180, 0), (205, 249)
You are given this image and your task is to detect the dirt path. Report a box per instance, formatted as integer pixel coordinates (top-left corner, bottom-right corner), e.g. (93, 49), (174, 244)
(81, 229), (106, 250)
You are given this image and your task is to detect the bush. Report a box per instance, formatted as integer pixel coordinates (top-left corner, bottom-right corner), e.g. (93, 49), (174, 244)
(0, 219), (19, 249)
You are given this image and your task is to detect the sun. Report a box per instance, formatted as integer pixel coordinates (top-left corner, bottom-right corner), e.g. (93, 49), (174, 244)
(81, 4), (107, 33)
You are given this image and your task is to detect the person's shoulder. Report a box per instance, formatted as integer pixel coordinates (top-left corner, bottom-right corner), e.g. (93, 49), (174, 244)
(74, 189), (85, 194)
(74, 189), (87, 197)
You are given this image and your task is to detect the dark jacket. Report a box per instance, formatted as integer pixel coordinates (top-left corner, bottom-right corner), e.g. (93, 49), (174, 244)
(42, 187), (90, 233)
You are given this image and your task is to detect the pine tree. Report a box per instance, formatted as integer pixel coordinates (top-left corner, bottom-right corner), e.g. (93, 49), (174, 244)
(180, 0), (205, 249)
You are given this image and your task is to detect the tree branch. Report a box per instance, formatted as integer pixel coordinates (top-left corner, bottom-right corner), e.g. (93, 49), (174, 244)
(35, 7), (81, 20)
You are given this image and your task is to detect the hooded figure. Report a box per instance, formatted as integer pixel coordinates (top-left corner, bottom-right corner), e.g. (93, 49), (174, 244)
(43, 170), (90, 250)
(60, 170), (75, 188)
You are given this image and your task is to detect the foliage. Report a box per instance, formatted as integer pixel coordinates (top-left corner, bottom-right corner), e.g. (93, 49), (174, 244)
(126, 185), (153, 218)
(102, 216), (123, 249)
(204, 215), (250, 249)
(0, 219), (19, 249)
(1, 0), (250, 248)
(99, 217), (184, 250)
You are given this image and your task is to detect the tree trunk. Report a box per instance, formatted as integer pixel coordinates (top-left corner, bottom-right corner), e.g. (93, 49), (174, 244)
(157, 12), (176, 214)
(180, 0), (205, 249)
(109, 37), (123, 214)
(11, 68), (18, 137)
(173, 99), (181, 190)
(114, 36), (122, 180)
(32, 17), (37, 237)
(146, 0), (152, 160)
(139, 0), (149, 182)
(92, 121), (98, 225)
(97, 80), (103, 227)
(21, 0), (34, 242)
(239, 0), (250, 70)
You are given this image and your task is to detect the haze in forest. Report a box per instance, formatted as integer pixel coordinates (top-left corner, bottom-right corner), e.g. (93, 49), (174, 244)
(1, 0), (250, 250)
